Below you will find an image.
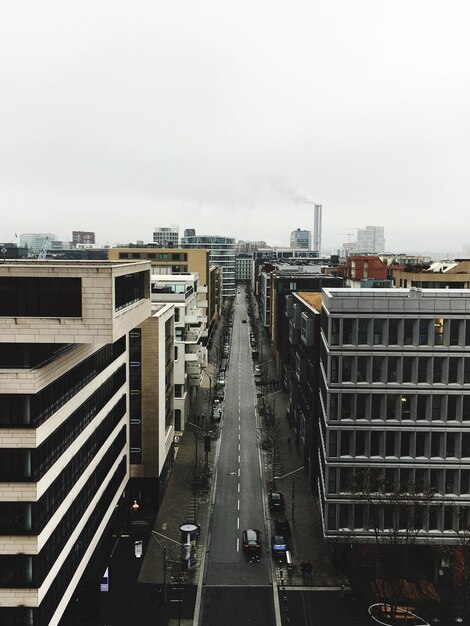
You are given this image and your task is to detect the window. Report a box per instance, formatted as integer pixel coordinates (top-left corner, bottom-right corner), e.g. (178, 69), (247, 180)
(418, 357), (429, 383)
(433, 357), (445, 383)
(0, 277), (82, 317)
(462, 433), (470, 458)
(419, 319), (429, 345)
(463, 396), (470, 421)
(371, 395), (382, 420)
(356, 394), (366, 419)
(403, 319), (414, 345)
(370, 431), (381, 456)
(174, 308), (180, 323)
(372, 357), (384, 382)
(329, 394), (338, 420)
(434, 318), (444, 345)
(386, 394), (397, 420)
(450, 319), (461, 346)
(464, 359), (470, 384)
(388, 319), (399, 344)
(115, 271), (147, 311)
(401, 395), (412, 419)
(402, 357), (413, 382)
(385, 432), (396, 457)
(432, 396), (443, 421)
(447, 395), (458, 421)
(373, 319), (384, 345)
(358, 319), (368, 345)
(357, 357), (368, 382)
(340, 432), (351, 456)
(401, 431), (411, 457)
(341, 394), (353, 419)
(328, 469), (337, 493)
(331, 357), (339, 383)
(430, 433), (441, 457)
(342, 357), (353, 382)
(355, 431), (366, 456)
(448, 358), (459, 384)
(416, 395), (428, 420)
(446, 434), (457, 458)
(416, 432), (426, 457)
(343, 318), (354, 344)
(329, 432), (338, 457)
(387, 357), (398, 383)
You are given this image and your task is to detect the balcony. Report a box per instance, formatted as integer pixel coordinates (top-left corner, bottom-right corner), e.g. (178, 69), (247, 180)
(183, 329), (202, 343)
(187, 362), (201, 376)
(188, 372), (202, 387)
(197, 285), (208, 294)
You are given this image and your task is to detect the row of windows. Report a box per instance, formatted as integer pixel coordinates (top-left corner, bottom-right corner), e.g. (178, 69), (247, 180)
(326, 316), (470, 347)
(0, 277), (82, 317)
(0, 445), (126, 590)
(326, 502), (470, 533)
(327, 391), (470, 423)
(119, 252), (187, 261)
(114, 271), (147, 312)
(129, 329), (142, 465)
(329, 355), (470, 385)
(0, 337), (125, 427)
(0, 343), (72, 369)
(327, 467), (470, 497)
(328, 429), (470, 460)
(0, 368), (126, 482)
(0, 398), (126, 536)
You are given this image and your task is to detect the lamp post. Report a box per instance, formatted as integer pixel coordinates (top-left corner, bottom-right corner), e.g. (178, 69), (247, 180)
(151, 530), (185, 604)
(274, 467), (305, 525)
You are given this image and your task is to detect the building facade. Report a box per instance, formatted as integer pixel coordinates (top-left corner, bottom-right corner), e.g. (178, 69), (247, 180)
(150, 274), (207, 432)
(72, 231), (95, 245)
(19, 233), (58, 256)
(180, 235), (236, 299)
(355, 225), (385, 254)
(152, 226), (179, 248)
(319, 288), (470, 545)
(0, 260), (151, 626)
(235, 254), (252, 283)
(290, 228), (312, 250)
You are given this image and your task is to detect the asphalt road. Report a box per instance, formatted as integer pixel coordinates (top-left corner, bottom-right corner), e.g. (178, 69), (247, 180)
(199, 287), (276, 624)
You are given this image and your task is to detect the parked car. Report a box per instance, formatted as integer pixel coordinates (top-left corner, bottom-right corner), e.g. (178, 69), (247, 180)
(211, 406), (223, 422)
(268, 491), (285, 511)
(214, 385), (224, 400)
(271, 534), (288, 558)
(242, 319), (247, 323)
(219, 358), (227, 372)
(274, 517), (290, 536)
(217, 373), (225, 386)
(242, 528), (262, 560)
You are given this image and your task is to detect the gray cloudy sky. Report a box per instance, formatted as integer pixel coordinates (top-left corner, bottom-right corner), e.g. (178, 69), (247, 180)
(1, 1), (469, 255)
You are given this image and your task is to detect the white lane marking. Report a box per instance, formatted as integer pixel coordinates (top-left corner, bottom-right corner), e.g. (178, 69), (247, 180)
(238, 468), (240, 477)
(237, 537), (240, 552)
(238, 455), (240, 463)
(237, 517), (240, 529)
(238, 499), (240, 510)
(238, 483), (240, 493)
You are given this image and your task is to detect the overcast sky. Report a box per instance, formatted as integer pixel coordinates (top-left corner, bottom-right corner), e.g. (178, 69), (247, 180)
(1, 1), (469, 255)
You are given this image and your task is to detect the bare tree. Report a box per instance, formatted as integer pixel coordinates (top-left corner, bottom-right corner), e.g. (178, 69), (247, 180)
(349, 469), (435, 624)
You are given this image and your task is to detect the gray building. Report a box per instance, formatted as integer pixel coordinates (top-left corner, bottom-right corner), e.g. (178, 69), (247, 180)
(356, 225), (385, 254)
(290, 228), (312, 250)
(153, 226), (179, 247)
(320, 288), (470, 545)
(236, 254), (252, 282)
(19, 233), (58, 255)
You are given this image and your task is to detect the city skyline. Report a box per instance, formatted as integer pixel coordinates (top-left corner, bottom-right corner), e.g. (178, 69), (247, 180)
(1, 1), (470, 255)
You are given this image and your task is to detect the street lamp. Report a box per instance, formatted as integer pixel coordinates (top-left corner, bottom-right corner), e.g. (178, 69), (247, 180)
(274, 467), (305, 524)
(150, 530), (184, 604)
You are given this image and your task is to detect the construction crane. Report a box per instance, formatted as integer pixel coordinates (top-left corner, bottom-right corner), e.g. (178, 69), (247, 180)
(37, 236), (49, 259)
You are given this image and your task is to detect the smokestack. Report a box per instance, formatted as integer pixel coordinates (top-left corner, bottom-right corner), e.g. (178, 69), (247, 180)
(313, 204), (322, 255)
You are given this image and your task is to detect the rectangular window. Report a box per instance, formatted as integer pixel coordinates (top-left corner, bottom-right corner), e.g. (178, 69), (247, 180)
(416, 395), (428, 420)
(355, 431), (366, 456)
(419, 319), (429, 345)
(430, 433), (441, 457)
(115, 271), (147, 311)
(371, 395), (382, 420)
(450, 319), (461, 346)
(433, 357), (445, 383)
(328, 469), (337, 493)
(331, 318), (340, 345)
(416, 432), (426, 457)
(403, 319), (414, 345)
(461, 470), (470, 495)
(432, 396), (443, 421)
(330, 356), (339, 383)
(402, 357), (413, 382)
(447, 395), (458, 421)
(343, 318), (354, 344)
(401, 394), (412, 419)
(388, 319), (399, 344)
(357, 356), (368, 382)
(340, 432), (351, 456)
(373, 319), (384, 345)
(356, 394), (366, 419)
(370, 431), (381, 456)
(386, 394), (397, 420)
(466, 321), (470, 346)
(0, 277), (82, 317)
(358, 319), (368, 344)
(462, 433), (470, 458)
(428, 507), (439, 530)
(328, 432), (338, 457)
(464, 359), (470, 384)
(342, 356), (353, 382)
(385, 432), (396, 456)
(446, 433), (457, 458)
(372, 357), (384, 382)
(341, 394), (353, 419)
(387, 357), (398, 383)
(418, 357), (430, 383)
(463, 396), (470, 421)
(448, 358), (459, 384)
(434, 318), (444, 345)
(329, 394), (338, 421)
(401, 431), (411, 457)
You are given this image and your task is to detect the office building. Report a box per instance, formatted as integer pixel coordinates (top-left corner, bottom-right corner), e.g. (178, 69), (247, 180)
(318, 288), (470, 545)
(180, 235), (236, 299)
(290, 228), (312, 250)
(235, 254), (252, 282)
(0, 260), (151, 626)
(153, 226), (179, 248)
(72, 231), (95, 245)
(356, 225), (385, 254)
(19, 233), (58, 255)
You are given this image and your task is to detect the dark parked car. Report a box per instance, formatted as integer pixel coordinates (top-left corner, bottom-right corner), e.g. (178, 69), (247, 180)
(268, 492), (285, 511)
(214, 386), (224, 400)
(242, 528), (262, 560)
(274, 517), (290, 536)
(242, 319), (247, 323)
(271, 534), (288, 558)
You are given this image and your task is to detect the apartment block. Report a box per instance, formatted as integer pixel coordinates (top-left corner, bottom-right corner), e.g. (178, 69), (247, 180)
(0, 260), (151, 625)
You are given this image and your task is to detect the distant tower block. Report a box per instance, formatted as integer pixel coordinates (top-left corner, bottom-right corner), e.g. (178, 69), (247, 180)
(313, 204), (322, 255)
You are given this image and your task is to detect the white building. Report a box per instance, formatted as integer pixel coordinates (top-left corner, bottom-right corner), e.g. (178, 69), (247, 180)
(235, 255), (252, 282)
(0, 260), (151, 625)
(180, 235), (236, 298)
(356, 225), (385, 254)
(153, 226), (179, 248)
(150, 273), (207, 431)
(19, 233), (58, 255)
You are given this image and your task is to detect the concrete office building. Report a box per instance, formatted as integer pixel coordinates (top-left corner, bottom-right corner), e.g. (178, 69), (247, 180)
(235, 254), (252, 283)
(319, 288), (470, 545)
(72, 231), (95, 245)
(180, 235), (236, 298)
(0, 260), (151, 626)
(153, 226), (179, 248)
